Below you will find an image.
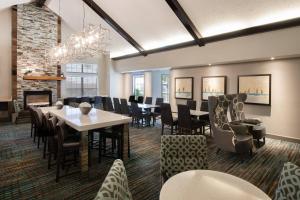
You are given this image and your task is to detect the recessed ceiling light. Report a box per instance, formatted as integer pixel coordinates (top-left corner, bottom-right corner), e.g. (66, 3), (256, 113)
(209, 64), (212, 66)
(270, 57), (275, 60)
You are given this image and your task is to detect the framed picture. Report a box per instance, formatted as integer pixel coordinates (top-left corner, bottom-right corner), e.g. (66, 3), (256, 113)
(201, 76), (227, 101)
(175, 77), (194, 99)
(238, 74), (271, 106)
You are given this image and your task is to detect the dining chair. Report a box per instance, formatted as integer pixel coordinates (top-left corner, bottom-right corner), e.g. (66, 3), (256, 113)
(160, 135), (208, 183)
(94, 96), (102, 109)
(199, 101), (211, 135)
(32, 108), (47, 149)
(151, 97), (164, 126)
(177, 104), (204, 134)
(113, 98), (122, 114)
(94, 159), (132, 200)
(28, 105), (36, 138)
(187, 100), (197, 110)
(137, 96), (144, 104)
(102, 97), (114, 112)
(81, 96), (91, 103)
(47, 116), (58, 169)
(120, 98), (131, 116)
(160, 103), (177, 135)
(128, 95), (136, 103)
(55, 120), (80, 182)
(144, 97), (153, 105)
(131, 102), (151, 127)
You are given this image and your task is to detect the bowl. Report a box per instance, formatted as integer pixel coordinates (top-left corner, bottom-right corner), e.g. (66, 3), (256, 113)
(55, 101), (64, 109)
(79, 102), (92, 115)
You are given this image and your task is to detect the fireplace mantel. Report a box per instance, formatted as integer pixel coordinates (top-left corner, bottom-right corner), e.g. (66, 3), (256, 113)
(23, 75), (65, 81)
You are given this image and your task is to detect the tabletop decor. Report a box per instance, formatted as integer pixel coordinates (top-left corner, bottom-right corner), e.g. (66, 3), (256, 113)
(79, 102), (92, 115)
(238, 74), (271, 105)
(55, 101), (64, 109)
(175, 77), (194, 99)
(201, 76), (227, 100)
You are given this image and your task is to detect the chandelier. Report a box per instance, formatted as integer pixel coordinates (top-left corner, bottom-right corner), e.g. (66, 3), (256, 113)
(48, 1), (110, 65)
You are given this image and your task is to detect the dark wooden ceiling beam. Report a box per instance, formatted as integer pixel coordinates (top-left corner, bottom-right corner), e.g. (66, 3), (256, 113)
(36, 0), (47, 7)
(82, 0), (147, 56)
(165, 0), (204, 46)
(113, 17), (300, 60)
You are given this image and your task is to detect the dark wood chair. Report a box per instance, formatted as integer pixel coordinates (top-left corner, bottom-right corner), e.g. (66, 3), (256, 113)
(137, 96), (144, 104)
(177, 104), (205, 134)
(55, 120), (80, 182)
(113, 98), (122, 114)
(131, 102), (151, 127)
(161, 103), (178, 135)
(144, 97), (152, 105)
(102, 97), (114, 112)
(187, 100), (197, 110)
(120, 99), (131, 116)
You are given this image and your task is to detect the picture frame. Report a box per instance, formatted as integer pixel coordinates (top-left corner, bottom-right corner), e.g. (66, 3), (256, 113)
(175, 77), (194, 100)
(201, 76), (227, 101)
(238, 74), (271, 106)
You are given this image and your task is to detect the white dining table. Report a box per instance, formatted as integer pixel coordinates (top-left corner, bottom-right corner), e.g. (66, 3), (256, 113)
(40, 106), (132, 178)
(172, 109), (209, 118)
(160, 170), (271, 200)
(128, 103), (160, 109)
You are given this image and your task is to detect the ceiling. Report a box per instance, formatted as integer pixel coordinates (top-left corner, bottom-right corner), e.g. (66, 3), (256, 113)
(2, 0), (300, 58)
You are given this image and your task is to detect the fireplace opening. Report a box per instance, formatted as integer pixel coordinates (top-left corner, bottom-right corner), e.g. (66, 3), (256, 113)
(23, 90), (52, 109)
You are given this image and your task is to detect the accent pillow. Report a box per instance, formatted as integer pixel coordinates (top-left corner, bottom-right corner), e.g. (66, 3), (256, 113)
(274, 162), (300, 200)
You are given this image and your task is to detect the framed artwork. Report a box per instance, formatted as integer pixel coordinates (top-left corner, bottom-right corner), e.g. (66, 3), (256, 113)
(175, 77), (194, 99)
(201, 76), (227, 101)
(238, 74), (271, 106)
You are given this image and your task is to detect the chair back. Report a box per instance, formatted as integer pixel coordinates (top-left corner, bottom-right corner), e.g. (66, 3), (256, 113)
(47, 116), (58, 137)
(131, 102), (142, 117)
(113, 98), (122, 114)
(94, 159), (132, 200)
(177, 104), (192, 131)
(103, 97), (114, 112)
(56, 120), (67, 151)
(229, 93), (247, 121)
(33, 108), (43, 128)
(161, 103), (173, 126)
(187, 100), (196, 110)
(200, 101), (209, 112)
(137, 96), (144, 103)
(94, 96), (102, 109)
(144, 97), (152, 105)
(154, 98), (164, 113)
(128, 95), (135, 103)
(81, 97), (91, 103)
(160, 135), (208, 181)
(120, 99), (130, 115)
(42, 113), (51, 133)
(208, 95), (231, 131)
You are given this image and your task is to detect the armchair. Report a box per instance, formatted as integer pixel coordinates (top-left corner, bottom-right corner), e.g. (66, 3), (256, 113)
(208, 95), (253, 158)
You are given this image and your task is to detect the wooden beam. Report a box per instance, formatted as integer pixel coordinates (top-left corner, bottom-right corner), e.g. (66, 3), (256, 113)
(36, 0), (47, 7)
(165, 0), (204, 46)
(82, 0), (147, 56)
(113, 17), (300, 60)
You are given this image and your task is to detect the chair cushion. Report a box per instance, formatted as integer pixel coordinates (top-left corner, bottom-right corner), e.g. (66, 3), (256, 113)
(274, 162), (300, 200)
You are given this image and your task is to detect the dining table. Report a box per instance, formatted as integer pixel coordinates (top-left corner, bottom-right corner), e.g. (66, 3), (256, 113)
(40, 105), (132, 178)
(160, 170), (271, 200)
(128, 103), (160, 109)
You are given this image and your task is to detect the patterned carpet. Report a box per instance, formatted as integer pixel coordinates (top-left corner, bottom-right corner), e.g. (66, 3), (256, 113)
(0, 123), (299, 200)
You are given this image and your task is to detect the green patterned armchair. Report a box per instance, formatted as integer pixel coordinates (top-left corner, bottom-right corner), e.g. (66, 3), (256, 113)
(160, 135), (208, 182)
(94, 159), (132, 200)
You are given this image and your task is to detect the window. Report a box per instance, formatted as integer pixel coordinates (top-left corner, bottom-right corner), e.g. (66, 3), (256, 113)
(133, 74), (144, 96)
(161, 74), (170, 102)
(64, 63), (98, 97)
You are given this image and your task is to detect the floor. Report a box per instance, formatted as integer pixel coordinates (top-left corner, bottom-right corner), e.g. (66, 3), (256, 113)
(0, 123), (299, 200)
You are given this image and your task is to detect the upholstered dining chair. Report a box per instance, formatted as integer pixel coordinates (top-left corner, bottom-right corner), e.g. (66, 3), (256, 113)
(103, 97), (114, 112)
(177, 104), (204, 134)
(160, 103), (178, 135)
(151, 97), (164, 126)
(113, 98), (122, 114)
(144, 97), (153, 105)
(120, 98), (131, 116)
(94, 159), (132, 200)
(208, 95), (253, 159)
(160, 135), (208, 183)
(186, 100), (196, 110)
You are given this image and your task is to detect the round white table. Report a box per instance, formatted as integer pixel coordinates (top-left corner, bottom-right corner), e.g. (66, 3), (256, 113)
(160, 170), (271, 200)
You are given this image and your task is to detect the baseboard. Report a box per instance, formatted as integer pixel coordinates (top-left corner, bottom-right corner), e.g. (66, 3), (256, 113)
(266, 133), (300, 144)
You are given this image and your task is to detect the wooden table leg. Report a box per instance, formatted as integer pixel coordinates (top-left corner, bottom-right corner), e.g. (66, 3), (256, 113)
(80, 131), (89, 179)
(122, 123), (129, 162)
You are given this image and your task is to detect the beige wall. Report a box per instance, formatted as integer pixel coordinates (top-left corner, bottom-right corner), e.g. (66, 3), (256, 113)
(0, 8), (12, 99)
(144, 72), (152, 98)
(170, 58), (300, 140)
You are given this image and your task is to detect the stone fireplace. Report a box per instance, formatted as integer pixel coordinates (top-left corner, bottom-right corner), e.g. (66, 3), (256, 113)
(23, 90), (52, 109)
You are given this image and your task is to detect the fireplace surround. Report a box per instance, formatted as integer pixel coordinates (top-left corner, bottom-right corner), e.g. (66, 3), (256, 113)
(23, 90), (52, 109)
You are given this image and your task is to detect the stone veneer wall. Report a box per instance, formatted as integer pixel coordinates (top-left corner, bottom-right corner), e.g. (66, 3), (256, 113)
(16, 4), (58, 109)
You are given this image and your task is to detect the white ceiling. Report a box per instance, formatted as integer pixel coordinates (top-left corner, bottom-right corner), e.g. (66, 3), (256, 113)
(2, 0), (300, 58)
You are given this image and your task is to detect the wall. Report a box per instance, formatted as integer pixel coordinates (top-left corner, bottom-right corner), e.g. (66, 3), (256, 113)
(114, 27), (300, 72)
(0, 8), (12, 99)
(15, 4), (58, 108)
(170, 58), (300, 140)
